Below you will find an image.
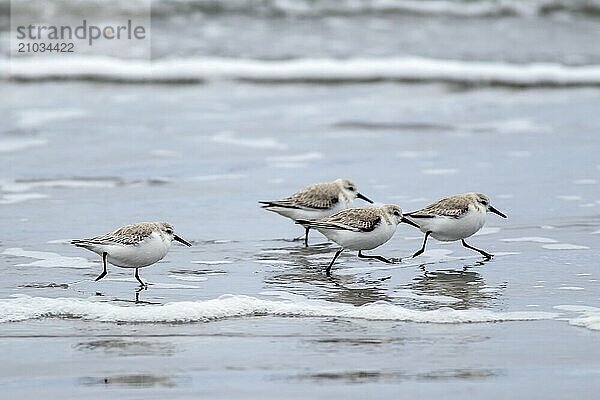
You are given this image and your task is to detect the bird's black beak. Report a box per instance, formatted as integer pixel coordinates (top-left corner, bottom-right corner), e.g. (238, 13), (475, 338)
(173, 234), (192, 246)
(401, 217), (420, 228)
(489, 206), (507, 218)
(356, 193), (374, 204)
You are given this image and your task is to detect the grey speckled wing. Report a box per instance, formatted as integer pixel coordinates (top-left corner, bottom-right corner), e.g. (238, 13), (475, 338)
(299, 208), (381, 232)
(263, 183), (339, 210)
(73, 222), (156, 246)
(407, 196), (470, 219)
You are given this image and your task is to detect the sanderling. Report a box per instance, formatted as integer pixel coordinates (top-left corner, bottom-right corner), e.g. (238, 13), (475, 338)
(297, 204), (418, 276)
(71, 221), (192, 287)
(405, 192), (507, 259)
(260, 178), (373, 247)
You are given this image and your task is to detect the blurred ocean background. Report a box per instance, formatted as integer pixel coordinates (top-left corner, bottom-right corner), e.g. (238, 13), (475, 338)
(1, 1), (600, 399)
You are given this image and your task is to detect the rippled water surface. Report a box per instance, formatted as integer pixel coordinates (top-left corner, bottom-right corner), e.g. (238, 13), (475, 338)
(2, 0), (600, 398)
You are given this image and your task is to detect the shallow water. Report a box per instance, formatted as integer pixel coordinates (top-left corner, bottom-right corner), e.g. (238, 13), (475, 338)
(2, 79), (599, 399)
(2, 0), (600, 398)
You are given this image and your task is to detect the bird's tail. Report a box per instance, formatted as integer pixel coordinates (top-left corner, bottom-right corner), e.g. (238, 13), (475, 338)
(70, 239), (92, 248)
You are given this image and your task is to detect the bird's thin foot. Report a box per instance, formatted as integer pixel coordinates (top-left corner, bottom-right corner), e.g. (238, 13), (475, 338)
(94, 271), (107, 281)
(411, 249), (424, 258)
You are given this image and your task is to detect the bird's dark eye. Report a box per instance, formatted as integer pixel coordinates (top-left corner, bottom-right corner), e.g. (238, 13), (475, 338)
(166, 228), (173, 234)
(393, 211), (400, 216)
(346, 186), (355, 191)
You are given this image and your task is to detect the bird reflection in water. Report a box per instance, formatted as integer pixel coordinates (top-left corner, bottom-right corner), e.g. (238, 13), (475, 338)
(95, 287), (160, 305)
(262, 245), (392, 306)
(407, 259), (505, 310)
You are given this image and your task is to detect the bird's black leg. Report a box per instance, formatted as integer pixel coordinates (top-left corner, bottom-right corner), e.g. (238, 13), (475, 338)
(358, 250), (394, 264)
(134, 268), (147, 288)
(304, 227), (310, 247)
(461, 239), (493, 259)
(326, 248), (344, 276)
(412, 231), (431, 258)
(95, 252), (108, 281)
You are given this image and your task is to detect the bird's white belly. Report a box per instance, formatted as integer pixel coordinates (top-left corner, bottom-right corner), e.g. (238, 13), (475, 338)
(418, 211), (486, 242)
(106, 236), (171, 268)
(319, 223), (396, 251)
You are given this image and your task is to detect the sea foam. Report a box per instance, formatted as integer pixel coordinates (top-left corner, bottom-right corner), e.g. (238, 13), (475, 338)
(501, 237), (558, 243)
(12, 0), (600, 19)
(3, 56), (600, 86)
(555, 305), (600, 331)
(0, 294), (558, 324)
(2, 248), (94, 269)
(0, 138), (47, 154)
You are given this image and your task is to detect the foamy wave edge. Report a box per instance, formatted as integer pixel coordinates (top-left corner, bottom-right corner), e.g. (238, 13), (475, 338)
(3, 0), (600, 18)
(0, 295), (557, 324)
(2, 57), (600, 86)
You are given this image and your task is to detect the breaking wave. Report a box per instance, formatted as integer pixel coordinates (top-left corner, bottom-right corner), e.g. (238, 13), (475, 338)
(0, 294), (558, 324)
(2, 56), (600, 87)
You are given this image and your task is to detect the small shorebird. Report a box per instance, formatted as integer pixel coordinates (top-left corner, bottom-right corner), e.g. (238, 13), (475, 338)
(297, 204), (418, 276)
(71, 221), (192, 287)
(260, 178), (373, 247)
(405, 192), (507, 259)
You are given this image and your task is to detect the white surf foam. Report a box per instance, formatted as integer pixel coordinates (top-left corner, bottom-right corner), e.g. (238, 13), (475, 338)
(555, 305), (600, 331)
(542, 244), (590, 250)
(472, 227), (501, 236)
(150, 149), (182, 158)
(266, 152), (323, 168)
(3, 56), (600, 86)
(420, 168), (459, 175)
(2, 248), (94, 269)
(210, 131), (287, 150)
(0, 178), (121, 193)
(266, 152), (323, 163)
(464, 118), (550, 134)
(0, 193), (48, 205)
(191, 260), (232, 265)
(186, 174), (245, 182)
(7, 0), (600, 18)
(507, 150), (532, 158)
(0, 294), (558, 324)
(0, 138), (47, 153)
(574, 179), (598, 185)
(501, 236), (558, 243)
(397, 150), (439, 159)
(168, 275), (208, 282)
(556, 195), (582, 201)
(15, 108), (87, 129)
(259, 249), (291, 255)
(254, 259), (293, 265)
